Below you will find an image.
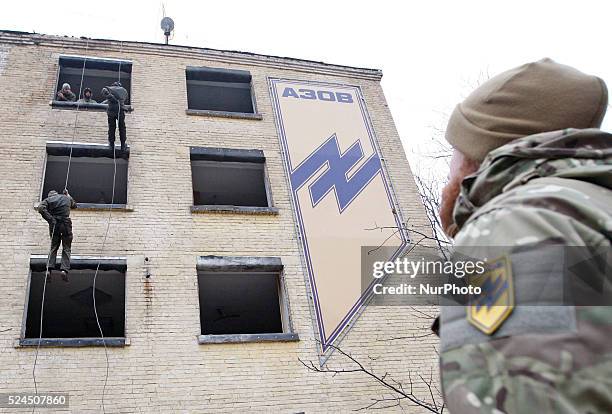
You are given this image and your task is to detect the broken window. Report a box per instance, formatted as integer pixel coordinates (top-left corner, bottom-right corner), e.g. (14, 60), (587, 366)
(186, 66), (255, 114)
(197, 256), (288, 335)
(42, 143), (129, 206)
(54, 55), (132, 108)
(24, 257), (126, 340)
(190, 147), (270, 207)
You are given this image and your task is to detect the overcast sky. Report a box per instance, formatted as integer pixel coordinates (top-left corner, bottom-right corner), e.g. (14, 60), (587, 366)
(2, 0), (610, 175)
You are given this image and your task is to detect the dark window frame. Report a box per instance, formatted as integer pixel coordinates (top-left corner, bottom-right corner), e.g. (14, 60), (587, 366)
(19, 256), (128, 347)
(51, 54), (134, 112)
(185, 66), (261, 119)
(196, 256), (298, 344)
(189, 146), (278, 215)
(39, 142), (131, 210)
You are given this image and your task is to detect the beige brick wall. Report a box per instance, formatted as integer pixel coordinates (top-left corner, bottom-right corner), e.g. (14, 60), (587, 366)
(0, 33), (438, 413)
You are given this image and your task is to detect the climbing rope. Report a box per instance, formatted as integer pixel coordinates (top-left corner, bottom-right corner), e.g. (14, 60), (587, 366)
(91, 144), (115, 414)
(32, 37), (90, 413)
(31, 222), (55, 414)
(90, 38), (125, 414)
(32, 37), (125, 414)
(64, 37), (89, 191)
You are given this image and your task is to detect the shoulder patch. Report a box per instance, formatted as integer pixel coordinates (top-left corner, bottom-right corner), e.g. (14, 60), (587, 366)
(466, 255), (514, 335)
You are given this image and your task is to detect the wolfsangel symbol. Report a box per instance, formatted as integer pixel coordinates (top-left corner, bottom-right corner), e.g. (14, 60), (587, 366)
(467, 255), (514, 335)
(289, 133), (382, 213)
(269, 79), (408, 353)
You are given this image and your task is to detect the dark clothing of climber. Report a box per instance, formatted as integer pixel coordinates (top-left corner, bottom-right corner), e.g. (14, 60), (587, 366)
(107, 111), (126, 150)
(102, 82), (128, 151)
(38, 190), (76, 279)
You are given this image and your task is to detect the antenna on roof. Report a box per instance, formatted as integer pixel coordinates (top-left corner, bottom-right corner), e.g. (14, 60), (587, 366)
(160, 16), (174, 45)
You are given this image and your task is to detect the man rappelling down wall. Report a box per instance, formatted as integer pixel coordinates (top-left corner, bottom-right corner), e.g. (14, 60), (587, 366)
(32, 39), (127, 414)
(38, 189), (76, 282)
(102, 81), (129, 151)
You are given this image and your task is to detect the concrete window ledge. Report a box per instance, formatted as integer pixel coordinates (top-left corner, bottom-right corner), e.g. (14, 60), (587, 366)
(186, 109), (263, 120)
(17, 337), (129, 348)
(74, 203), (134, 211)
(50, 101), (134, 112)
(191, 205), (278, 215)
(33, 202), (133, 212)
(198, 333), (299, 345)
(197, 256), (282, 272)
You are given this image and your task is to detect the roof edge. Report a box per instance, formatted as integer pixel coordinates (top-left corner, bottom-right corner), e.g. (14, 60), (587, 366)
(0, 29), (383, 80)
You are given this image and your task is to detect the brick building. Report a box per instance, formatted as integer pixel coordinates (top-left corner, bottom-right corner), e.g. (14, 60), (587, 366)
(0, 30), (437, 412)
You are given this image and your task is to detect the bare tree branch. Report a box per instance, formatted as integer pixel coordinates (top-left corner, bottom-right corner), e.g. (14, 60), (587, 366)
(299, 342), (444, 413)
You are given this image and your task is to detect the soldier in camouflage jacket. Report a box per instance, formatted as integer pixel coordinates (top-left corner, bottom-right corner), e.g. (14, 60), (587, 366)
(439, 59), (611, 413)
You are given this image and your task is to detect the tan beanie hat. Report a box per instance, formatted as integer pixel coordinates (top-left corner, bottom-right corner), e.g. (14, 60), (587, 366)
(445, 58), (608, 161)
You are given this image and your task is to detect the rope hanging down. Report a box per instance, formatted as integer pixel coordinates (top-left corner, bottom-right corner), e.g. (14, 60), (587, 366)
(32, 37), (90, 413)
(91, 40), (124, 412)
(32, 37), (124, 414)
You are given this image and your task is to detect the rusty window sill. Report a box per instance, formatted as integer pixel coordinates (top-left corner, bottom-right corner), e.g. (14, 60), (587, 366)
(198, 333), (299, 344)
(191, 205), (278, 215)
(17, 337), (129, 348)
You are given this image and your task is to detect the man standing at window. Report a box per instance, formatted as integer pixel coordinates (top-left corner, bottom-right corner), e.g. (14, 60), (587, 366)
(38, 189), (76, 282)
(56, 83), (76, 102)
(102, 81), (128, 151)
(77, 87), (97, 104)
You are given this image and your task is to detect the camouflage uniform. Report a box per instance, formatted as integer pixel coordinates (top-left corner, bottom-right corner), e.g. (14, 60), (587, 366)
(440, 128), (612, 413)
(103, 83), (128, 149)
(38, 191), (77, 273)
